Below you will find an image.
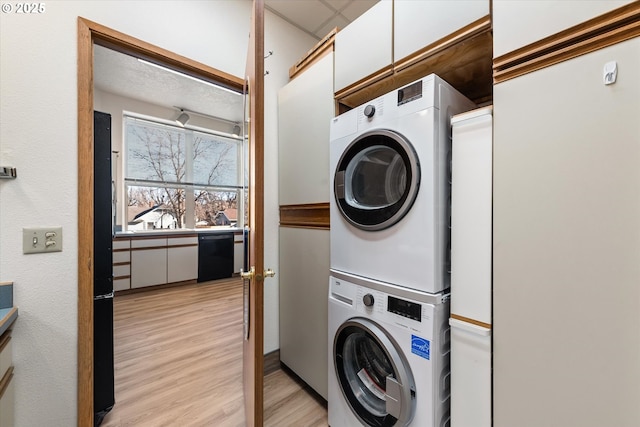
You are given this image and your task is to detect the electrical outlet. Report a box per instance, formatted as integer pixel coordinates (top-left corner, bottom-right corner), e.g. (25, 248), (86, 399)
(23, 227), (63, 254)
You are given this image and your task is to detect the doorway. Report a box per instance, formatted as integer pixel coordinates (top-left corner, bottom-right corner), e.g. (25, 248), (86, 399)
(77, 17), (247, 426)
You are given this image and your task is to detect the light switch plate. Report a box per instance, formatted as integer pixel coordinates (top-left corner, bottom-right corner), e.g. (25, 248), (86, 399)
(23, 227), (63, 254)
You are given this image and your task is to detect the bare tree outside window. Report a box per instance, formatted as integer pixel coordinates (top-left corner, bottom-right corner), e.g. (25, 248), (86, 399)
(124, 117), (242, 230)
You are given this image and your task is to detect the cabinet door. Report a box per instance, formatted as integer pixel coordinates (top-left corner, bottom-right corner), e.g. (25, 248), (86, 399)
(278, 52), (334, 205)
(394, 0), (489, 63)
(233, 233), (244, 274)
(167, 237), (198, 283)
(0, 375), (14, 427)
(279, 227), (330, 399)
(334, 0), (392, 92)
(131, 238), (167, 288)
(493, 0), (634, 57)
(493, 39), (640, 427)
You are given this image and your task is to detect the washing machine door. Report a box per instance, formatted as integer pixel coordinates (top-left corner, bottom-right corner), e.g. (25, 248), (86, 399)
(334, 318), (416, 427)
(334, 129), (420, 231)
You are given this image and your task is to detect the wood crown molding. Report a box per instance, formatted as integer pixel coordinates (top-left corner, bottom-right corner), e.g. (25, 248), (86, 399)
(279, 203), (330, 230)
(493, 2), (640, 83)
(289, 28), (338, 79)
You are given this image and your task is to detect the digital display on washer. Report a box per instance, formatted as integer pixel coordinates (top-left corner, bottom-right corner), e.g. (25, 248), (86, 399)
(388, 296), (421, 322)
(397, 80), (423, 106)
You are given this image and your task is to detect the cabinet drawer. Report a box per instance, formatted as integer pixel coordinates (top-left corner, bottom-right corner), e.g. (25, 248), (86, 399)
(0, 372), (14, 427)
(131, 238), (166, 249)
(113, 264), (130, 278)
(113, 278), (131, 292)
(0, 334), (11, 380)
(112, 239), (131, 250)
(168, 236), (198, 247)
(113, 251), (130, 264)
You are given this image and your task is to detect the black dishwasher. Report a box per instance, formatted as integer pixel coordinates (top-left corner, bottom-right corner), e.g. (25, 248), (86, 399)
(197, 233), (234, 282)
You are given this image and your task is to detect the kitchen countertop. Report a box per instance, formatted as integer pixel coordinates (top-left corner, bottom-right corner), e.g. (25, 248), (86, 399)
(0, 307), (18, 336)
(114, 227), (242, 238)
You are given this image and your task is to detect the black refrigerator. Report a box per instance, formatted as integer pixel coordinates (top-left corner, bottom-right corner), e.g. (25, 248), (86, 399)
(94, 111), (115, 426)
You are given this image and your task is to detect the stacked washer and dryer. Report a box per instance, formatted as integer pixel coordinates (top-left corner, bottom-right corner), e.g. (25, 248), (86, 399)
(328, 74), (474, 427)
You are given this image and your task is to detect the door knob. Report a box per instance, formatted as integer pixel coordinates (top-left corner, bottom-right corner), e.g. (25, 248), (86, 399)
(264, 268), (276, 278)
(240, 266), (255, 280)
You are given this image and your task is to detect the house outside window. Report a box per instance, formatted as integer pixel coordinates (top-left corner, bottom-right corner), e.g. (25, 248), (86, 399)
(124, 116), (245, 231)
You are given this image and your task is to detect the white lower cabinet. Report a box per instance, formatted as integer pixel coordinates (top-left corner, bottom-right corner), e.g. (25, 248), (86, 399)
(131, 238), (168, 289)
(129, 235), (198, 289)
(131, 248), (167, 288)
(167, 236), (198, 283)
(233, 233), (244, 274)
(278, 227), (329, 399)
(0, 376), (14, 427)
(450, 322), (492, 427)
(112, 240), (131, 291)
(0, 332), (14, 427)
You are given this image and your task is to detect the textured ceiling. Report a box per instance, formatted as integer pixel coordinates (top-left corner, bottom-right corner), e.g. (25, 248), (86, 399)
(93, 45), (244, 125)
(93, 1), (378, 124)
(266, 0), (378, 40)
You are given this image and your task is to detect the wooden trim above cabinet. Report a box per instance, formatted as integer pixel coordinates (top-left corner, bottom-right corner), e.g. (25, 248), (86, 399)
(289, 27), (337, 79)
(394, 15), (492, 72)
(279, 203), (330, 230)
(493, 2), (640, 83)
(335, 15), (493, 108)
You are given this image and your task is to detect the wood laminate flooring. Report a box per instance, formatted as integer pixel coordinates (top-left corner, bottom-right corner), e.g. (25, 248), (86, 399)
(100, 278), (328, 427)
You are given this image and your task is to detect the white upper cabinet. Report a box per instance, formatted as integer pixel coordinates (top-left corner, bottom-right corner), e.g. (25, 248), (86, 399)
(334, 0), (392, 92)
(493, 0), (635, 57)
(279, 52), (334, 205)
(394, 0), (490, 63)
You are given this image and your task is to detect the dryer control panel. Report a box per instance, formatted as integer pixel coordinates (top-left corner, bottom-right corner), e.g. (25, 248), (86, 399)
(397, 80), (423, 105)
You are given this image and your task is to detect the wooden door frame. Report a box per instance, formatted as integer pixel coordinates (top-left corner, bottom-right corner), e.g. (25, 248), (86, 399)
(243, 0), (265, 425)
(77, 17), (244, 426)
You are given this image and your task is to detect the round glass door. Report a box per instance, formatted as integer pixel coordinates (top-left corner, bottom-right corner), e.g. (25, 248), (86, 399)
(334, 318), (416, 426)
(334, 129), (420, 231)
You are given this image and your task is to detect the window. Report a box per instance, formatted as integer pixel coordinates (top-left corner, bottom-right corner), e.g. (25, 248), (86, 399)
(124, 116), (245, 231)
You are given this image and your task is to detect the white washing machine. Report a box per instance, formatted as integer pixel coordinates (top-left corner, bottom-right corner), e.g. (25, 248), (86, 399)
(329, 74), (474, 294)
(328, 270), (451, 427)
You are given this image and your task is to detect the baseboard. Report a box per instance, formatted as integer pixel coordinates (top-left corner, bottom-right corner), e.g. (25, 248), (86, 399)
(264, 349), (281, 376)
(279, 363), (328, 407)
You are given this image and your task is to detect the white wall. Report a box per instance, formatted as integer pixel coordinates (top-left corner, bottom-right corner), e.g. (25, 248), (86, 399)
(0, 1), (314, 424)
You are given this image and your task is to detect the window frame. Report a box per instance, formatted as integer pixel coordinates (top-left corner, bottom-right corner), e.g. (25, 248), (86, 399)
(122, 113), (245, 231)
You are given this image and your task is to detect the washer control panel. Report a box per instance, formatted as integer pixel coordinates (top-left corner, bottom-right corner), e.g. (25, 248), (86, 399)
(388, 295), (422, 322)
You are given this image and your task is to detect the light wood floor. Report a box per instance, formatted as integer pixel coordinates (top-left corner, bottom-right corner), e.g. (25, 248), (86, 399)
(100, 278), (328, 427)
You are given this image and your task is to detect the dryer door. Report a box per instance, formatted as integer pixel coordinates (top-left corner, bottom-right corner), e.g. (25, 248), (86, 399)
(334, 129), (420, 231)
(334, 318), (416, 427)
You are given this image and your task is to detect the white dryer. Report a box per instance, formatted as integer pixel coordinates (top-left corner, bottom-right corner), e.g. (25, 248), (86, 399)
(329, 74), (474, 294)
(328, 270), (450, 427)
